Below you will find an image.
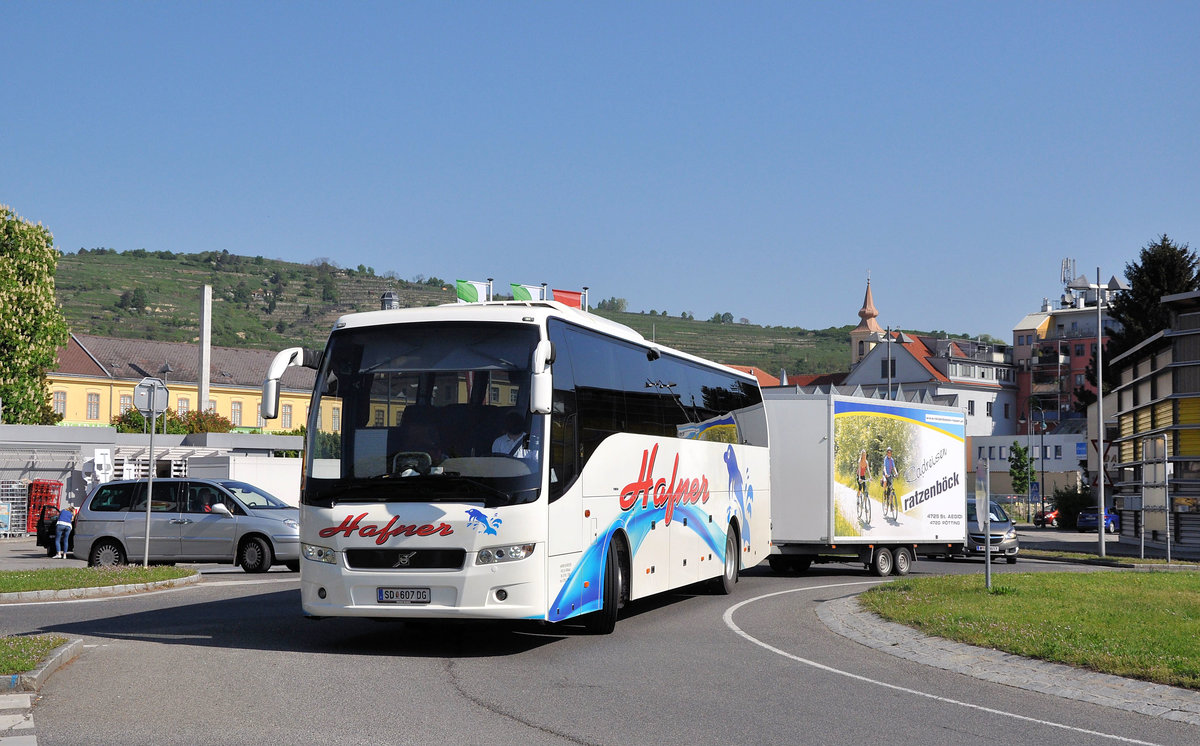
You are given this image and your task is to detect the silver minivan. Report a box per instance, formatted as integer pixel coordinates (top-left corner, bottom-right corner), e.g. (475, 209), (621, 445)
(74, 478), (300, 572)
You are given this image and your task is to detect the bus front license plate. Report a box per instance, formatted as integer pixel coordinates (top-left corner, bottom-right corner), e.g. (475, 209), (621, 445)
(377, 587), (431, 604)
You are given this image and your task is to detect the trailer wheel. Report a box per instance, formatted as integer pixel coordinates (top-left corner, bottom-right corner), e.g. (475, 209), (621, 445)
(790, 557), (812, 574)
(871, 547), (893, 577)
(767, 555), (790, 574)
(893, 547), (911, 576)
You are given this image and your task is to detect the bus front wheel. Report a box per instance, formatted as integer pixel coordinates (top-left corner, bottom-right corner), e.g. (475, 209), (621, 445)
(710, 527), (739, 595)
(586, 539), (623, 635)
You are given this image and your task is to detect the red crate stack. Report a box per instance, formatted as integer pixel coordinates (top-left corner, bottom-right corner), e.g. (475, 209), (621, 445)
(27, 480), (63, 534)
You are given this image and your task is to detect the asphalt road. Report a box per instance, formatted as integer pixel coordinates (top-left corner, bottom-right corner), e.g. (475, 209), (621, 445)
(3, 547), (1198, 746)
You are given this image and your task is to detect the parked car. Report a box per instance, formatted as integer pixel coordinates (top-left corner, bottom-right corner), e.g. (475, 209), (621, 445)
(35, 504), (74, 557)
(961, 498), (1019, 563)
(74, 478), (299, 572)
(1033, 508), (1059, 528)
(1077, 507), (1120, 533)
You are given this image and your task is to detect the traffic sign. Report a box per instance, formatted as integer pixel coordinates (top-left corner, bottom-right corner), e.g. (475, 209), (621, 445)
(134, 377), (169, 416)
(1031, 481), (1040, 499)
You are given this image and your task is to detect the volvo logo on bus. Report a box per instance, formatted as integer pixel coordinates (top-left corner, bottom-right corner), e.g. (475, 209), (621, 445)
(393, 551), (418, 568)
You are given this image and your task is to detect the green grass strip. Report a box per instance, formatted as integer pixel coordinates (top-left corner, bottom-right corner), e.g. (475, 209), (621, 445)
(0, 566), (196, 594)
(860, 571), (1200, 689)
(1020, 548), (1200, 566)
(1, 634), (69, 676)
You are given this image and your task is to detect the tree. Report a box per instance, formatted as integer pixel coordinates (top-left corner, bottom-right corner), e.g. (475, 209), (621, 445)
(1108, 234), (1198, 357)
(320, 277), (338, 302)
(1075, 234), (1198, 410)
(1007, 440), (1036, 496)
(596, 297), (628, 312)
(0, 206), (70, 424)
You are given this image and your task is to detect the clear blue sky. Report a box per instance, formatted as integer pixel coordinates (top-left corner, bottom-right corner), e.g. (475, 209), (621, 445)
(5, 2), (1198, 339)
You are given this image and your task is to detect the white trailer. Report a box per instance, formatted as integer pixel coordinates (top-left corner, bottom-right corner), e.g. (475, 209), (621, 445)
(187, 455), (302, 506)
(763, 390), (967, 576)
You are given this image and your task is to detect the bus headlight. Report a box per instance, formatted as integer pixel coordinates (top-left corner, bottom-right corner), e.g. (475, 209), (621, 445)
(303, 543), (338, 564)
(476, 543), (536, 565)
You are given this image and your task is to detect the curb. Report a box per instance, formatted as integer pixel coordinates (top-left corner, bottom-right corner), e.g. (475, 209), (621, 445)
(1, 638), (82, 693)
(1022, 553), (1200, 571)
(0, 572), (201, 604)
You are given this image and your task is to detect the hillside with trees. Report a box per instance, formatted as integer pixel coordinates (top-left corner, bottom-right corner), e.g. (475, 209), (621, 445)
(54, 249), (979, 376)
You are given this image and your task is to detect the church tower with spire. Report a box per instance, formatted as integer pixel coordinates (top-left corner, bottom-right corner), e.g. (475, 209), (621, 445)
(850, 278), (884, 366)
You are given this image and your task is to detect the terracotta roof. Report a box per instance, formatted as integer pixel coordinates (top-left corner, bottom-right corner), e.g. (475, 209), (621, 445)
(60, 334), (316, 392)
(886, 331), (950, 383)
(786, 372), (848, 387)
(727, 365), (781, 387)
(54, 334), (109, 378)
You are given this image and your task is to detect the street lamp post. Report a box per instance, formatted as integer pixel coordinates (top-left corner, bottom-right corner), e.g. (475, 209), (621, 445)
(1038, 410), (1046, 523)
(1022, 410), (1032, 522)
(1023, 400), (1046, 523)
(1068, 267), (1129, 559)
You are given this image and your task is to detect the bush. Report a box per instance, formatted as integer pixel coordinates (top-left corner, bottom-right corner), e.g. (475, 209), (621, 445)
(111, 408), (233, 434)
(1052, 483), (1093, 530)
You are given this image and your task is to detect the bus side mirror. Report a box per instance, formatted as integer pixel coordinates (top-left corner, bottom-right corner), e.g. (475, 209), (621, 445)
(530, 340), (555, 414)
(262, 379), (280, 420)
(262, 346), (320, 420)
(532, 340), (554, 374)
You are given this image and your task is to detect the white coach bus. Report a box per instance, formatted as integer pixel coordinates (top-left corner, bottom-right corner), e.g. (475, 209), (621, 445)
(262, 300), (770, 633)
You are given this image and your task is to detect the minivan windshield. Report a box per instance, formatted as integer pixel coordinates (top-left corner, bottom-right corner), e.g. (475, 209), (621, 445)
(218, 481), (293, 509)
(967, 500), (1010, 524)
(303, 321), (544, 508)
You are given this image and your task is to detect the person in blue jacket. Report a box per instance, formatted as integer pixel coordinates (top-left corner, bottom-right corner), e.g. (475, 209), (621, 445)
(55, 503), (75, 559)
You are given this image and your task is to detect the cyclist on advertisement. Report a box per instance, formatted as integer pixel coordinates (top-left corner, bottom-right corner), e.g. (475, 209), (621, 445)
(857, 449), (871, 493)
(881, 446), (899, 490)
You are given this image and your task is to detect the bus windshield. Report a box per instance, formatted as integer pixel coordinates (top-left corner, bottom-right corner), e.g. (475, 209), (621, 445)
(304, 322), (545, 508)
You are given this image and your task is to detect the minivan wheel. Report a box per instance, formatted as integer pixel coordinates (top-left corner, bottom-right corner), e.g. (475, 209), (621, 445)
(89, 540), (126, 567)
(239, 536), (273, 573)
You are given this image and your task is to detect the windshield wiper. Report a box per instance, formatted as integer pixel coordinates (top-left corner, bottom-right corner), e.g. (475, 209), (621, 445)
(438, 473), (513, 503)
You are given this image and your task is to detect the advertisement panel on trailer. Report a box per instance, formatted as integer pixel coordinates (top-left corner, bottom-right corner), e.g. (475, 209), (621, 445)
(833, 399), (966, 542)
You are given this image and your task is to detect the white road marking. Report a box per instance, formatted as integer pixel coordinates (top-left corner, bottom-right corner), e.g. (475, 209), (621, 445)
(724, 582), (1165, 746)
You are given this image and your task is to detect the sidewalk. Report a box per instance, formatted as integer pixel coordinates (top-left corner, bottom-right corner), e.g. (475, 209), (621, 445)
(0, 536), (87, 572)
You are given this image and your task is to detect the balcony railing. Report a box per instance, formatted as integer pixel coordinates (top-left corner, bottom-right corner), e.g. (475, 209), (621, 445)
(1031, 381), (1065, 395)
(1031, 353), (1069, 367)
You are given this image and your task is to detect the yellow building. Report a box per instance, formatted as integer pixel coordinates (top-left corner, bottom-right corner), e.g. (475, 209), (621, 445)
(49, 333), (321, 433)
